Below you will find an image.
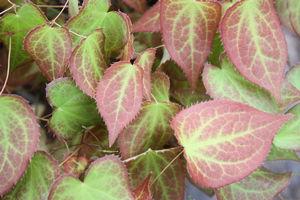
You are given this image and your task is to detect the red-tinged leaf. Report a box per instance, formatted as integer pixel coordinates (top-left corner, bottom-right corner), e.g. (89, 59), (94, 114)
(133, 1), (160, 33)
(70, 29), (107, 98)
(279, 80), (300, 111)
(161, 0), (221, 89)
(151, 71), (170, 102)
(24, 25), (72, 81)
(0, 95), (40, 195)
(96, 61), (143, 147)
(171, 100), (291, 188)
(125, 148), (185, 200)
(134, 48), (156, 100)
(123, 0), (147, 13)
(216, 168), (291, 200)
(220, 0), (288, 100)
(118, 102), (180, 159)
(119, 12), (135, 61)
(133, 175), (153, 200)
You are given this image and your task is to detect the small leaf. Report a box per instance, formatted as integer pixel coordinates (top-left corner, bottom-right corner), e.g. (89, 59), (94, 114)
(203, 58), (279, 113)
(267, 145), (300, 162)
(70, 29), (107, 98)
(220, 0), (288, 100)
(133, 1), (160, 33)
(67, 0), (128, 55)
(2, 151), (59, 200)
(171, 100), (291, 188)
(123, 0), (147, 13)
(216, 168), (291, 200)
(0, 3), (46, 69)
(161, 0), (221, 89)
(49, 155), (134, 200)
(133, 175), (153, 200)
(274, 104), (300, 150)
(0, 95), (40, 195)
(134, 48), (156, 100)
(24, 25), (72, 81)
(96, 61), (143, 146)
(118, 102), (180, 159)
(287, 64), (300, 90)
(151, 71), (170, 102)
(279, 80), (300, 111)
(119, 12), (135, 61)
(46, 78), (100, 140)
(125, 148), (185, 200)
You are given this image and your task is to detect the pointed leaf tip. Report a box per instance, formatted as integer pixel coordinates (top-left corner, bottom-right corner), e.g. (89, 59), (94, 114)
(96, 61), (143, 147)
(171, 100), (291, 188)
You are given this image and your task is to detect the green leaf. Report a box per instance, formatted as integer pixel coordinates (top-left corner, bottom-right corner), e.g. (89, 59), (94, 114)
(216, 168), (291, 200)
(70, 29), (107, 98)
(49, 155), (134, 200)
(24, 25), (72, 81)
(267, 145), (300, 161)
(0, 3), (46, 69)
(203, 58), (279, 113)
(46, 78), (101, 139)
(207, 33), (224, 67)
(287, 65), (300, 90)
(67, 0), (128, 55)
(125, 148), (185, 200)
(118, 102), (180, 159)
(278, 80), (300, 111)
(274, 104), (300, 150)
(69, 0), (79, 17)
(0, 95), (40, 195)
(3, 151), (59, 200)
(151, 71), (170, 102)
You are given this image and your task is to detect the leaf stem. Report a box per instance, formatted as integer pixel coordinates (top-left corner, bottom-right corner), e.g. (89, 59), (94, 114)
(150, 149), (184, 187)
(0, 36), (11, 96)
(0, 6), (13, 16)
(53, 21), (86, 38)
(51, 0), (69, 24)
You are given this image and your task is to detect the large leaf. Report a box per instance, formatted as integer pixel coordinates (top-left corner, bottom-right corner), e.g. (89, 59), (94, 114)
(216, 168), (291, 200)
(46, 78), (100, 140)
(66, 0), (128, 55)
(49, 155), (134, 200)
(3, 151), (59, 200)
(0, 4), (46, 70)
(276, 0), (300, 36)
(70, 29), (107, 98)
(133, 1), (160, 33)
(134, 48), (156, 100)
(123, 0), (147, 13)
(220, 0), (287, 100)
(0, 95), (40, 195)
(96, 61), (143, 146)
(118, 102), (180, 159)
(274, 104), (300, 150)
(171, 100), (290, 188)
(161, 0), (221, 89)
(24, 25), (72, 81)
(203, 58), (279, 113)
(125, 148), (185, 200)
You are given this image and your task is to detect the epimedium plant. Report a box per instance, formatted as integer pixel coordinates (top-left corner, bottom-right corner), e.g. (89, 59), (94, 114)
(0, 0), (299, 199)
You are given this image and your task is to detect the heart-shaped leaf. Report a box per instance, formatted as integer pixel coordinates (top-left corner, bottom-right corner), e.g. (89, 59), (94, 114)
(0, 95), (40, 195)
(2, 151), (59, 200)
(67, 0), (128, 55)
(203, 58), (279, 113)
(216, 168), (291, 200)
(161, 0), (221, 89)
(96, 61), (143, 146)
(274, 104), (300, 150)
(46, 78), (101, 140)
(49, 155), (134, 200)
(151, 71), (170, 102)
(125, 148), (185, 200)
(0, 3), (46, 69)
(123, 0), (147, 13)
(118, 102), (180, 159)
(70, 29), (107, 98)
(133, 1), (160, 33)
(24, 25), (72, 81)
(220, 0), (287, 100)
(134, 48), (156, 100)
(171, 100), (291, 188)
